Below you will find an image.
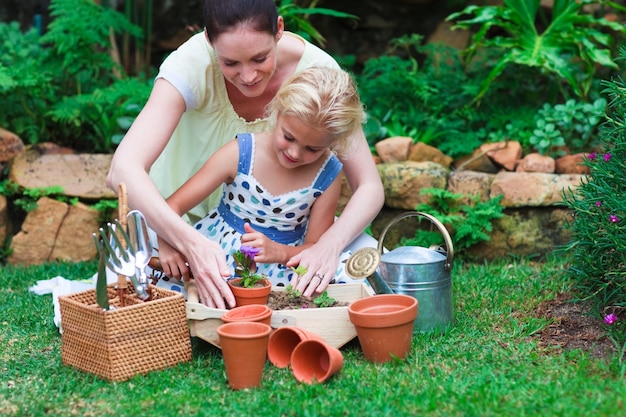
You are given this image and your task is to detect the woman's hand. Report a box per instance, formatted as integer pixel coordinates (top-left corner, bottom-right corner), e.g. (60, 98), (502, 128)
(286, 239), (342, 297)
(184, 237), (234, 308)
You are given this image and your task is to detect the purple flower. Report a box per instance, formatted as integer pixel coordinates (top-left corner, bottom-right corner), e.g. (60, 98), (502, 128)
(610, 215), (621, 223)
(604, 313), (618, 325)
(596, 201), (602, 207)
(588, 152), (596, 160)
(240, 245), (260, 260)
(604, 153), (612, 162)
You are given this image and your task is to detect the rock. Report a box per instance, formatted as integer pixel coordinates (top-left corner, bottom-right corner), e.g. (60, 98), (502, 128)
(375, 137), (413, 163)
(491, 172), (585, 207)
(454, 149), (500, 173)
(378, 161), (448, 210)
(515, 153), (556, 173)
(8, 197), (100, 265)
(555, 153), (591, 174)
(447, 170), (495, 204)
(0, 195), (7, 246)
(482, 141), (523, 171)
(426, 20), (470, 49)
(0, 127), (25, 162)
(33, 142), (76, 155)
(408, 142), (453, 168)
(9, 148), (115, 199)
(465, 208), (572, 261)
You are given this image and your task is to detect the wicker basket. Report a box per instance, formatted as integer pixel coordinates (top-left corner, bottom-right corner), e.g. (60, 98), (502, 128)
(59, 284), (192, 381)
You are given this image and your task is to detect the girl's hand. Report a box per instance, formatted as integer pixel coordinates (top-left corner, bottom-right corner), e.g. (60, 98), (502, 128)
(156, 236), (192, 280)
(241, 223), (284, 264)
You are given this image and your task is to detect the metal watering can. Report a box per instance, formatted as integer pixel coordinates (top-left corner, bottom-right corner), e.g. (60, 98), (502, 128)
(346, 212), (454, 333)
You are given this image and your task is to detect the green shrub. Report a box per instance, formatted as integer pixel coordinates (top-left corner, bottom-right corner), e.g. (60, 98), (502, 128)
(402, 188), (504, 256)
(563, 47), (626, 309)
(0, 0), (151, 152)
(525, 98), (607, 157)
(355, 1), (622, 160)
(447, 0), (625, 102)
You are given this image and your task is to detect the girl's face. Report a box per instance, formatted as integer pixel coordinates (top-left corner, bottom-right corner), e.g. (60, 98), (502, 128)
(210, 20), (283, 98)
(272, 114), (335, 169)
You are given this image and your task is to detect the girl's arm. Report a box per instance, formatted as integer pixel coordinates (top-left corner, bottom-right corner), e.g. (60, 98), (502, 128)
(158, 139), (239, 276)
(241, 175), (341, 264)
(287, 129), (384, 296)
(106, 79), (235, 309)
(167, 139), (238, 216)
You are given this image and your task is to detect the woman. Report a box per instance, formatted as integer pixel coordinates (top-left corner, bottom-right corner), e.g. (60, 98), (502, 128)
(106, 0), (384, 309)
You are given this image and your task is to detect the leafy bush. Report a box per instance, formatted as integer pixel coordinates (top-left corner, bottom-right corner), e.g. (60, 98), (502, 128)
(355, 35), (485, 158)
(563, 47), (626, 309)
(402, 188), (504, 255)
(525, 98), (607, 157)
(355, 0), (623, 160)
(448, 0), (625, 102)
(0, 0), (152, 152)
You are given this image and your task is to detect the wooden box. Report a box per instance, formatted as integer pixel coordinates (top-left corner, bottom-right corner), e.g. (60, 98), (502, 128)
(59, 285), (192, 381)
(186, 282), (375, 349)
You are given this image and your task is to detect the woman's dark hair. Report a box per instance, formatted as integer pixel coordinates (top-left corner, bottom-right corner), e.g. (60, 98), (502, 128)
(204, 0), (279, 42)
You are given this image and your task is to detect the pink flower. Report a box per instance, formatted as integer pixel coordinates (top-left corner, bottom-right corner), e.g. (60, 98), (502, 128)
(596, 201), (602, 207)
(588, 152), (596, 160)
(604, 153), (611, 162)
(610, 215), (621, 223)
(604, 313), (618, 325)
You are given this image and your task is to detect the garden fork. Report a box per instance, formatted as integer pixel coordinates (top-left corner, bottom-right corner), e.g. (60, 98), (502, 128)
(93, 220), (150, 300)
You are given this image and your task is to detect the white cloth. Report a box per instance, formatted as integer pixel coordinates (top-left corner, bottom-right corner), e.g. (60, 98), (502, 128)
(29, 268), (118, 332)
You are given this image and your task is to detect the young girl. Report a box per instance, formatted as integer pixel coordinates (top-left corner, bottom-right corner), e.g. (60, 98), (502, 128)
(161, 67), (365, 286)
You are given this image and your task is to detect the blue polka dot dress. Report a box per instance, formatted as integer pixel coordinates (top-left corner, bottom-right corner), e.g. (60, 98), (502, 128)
(193, 133), (343, 286)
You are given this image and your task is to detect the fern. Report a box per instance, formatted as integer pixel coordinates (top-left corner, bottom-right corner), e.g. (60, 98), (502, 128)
(0, 0), (150, 152)
(403, 188), (504, 255)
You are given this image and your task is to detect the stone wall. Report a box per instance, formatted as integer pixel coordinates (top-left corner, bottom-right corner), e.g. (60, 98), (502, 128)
(2, 138), (583, 265)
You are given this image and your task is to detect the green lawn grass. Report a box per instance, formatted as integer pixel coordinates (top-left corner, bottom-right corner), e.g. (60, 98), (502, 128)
(1, 257), (625, 416)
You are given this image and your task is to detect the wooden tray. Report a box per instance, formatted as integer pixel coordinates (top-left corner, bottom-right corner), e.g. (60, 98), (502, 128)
(186, 281), (374, 349)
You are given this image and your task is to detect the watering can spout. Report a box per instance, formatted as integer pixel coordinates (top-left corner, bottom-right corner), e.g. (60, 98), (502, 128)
(365, 271), (394, 295)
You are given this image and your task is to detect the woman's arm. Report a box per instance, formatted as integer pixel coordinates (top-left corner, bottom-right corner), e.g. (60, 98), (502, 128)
(106, 79), (235, 309)
(287, 129), (384, 296)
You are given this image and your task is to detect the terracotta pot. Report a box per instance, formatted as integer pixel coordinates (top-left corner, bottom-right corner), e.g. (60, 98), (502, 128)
(348, 294), (418, 363)
(228, 278), (272, 306)
(221, 304), (272, 326)
(267, 326), (324, 368)
(216, 322), (272, 390)
(291, 339), (344, 384)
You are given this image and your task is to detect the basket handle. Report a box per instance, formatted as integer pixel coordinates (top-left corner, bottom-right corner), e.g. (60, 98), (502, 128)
(376, 211), (454, 271)
(116, 183), (129, 293)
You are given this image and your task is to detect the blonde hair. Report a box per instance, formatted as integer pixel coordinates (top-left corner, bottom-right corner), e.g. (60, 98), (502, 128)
(267, 67), (366, 155)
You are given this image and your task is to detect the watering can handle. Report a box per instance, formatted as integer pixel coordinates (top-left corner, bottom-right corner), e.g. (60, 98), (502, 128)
(377, 211), (454, 271)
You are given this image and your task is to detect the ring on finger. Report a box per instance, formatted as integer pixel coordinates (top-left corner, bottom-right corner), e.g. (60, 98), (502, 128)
(314, 273), (323, 280)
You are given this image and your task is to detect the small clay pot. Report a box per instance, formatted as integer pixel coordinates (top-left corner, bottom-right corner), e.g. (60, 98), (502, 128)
(291, 339), (344, 384)
(216, 322), (272, 390)
(228, 278), (272, 306)
(221, 304), (272, 326)
(348, 294), (418, 363)
(267, 327), (324, 368)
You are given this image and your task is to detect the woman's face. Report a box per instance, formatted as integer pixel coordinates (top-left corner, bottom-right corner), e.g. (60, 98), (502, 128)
(272, 114), (334, 169)
(210, 21), (282, 98)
